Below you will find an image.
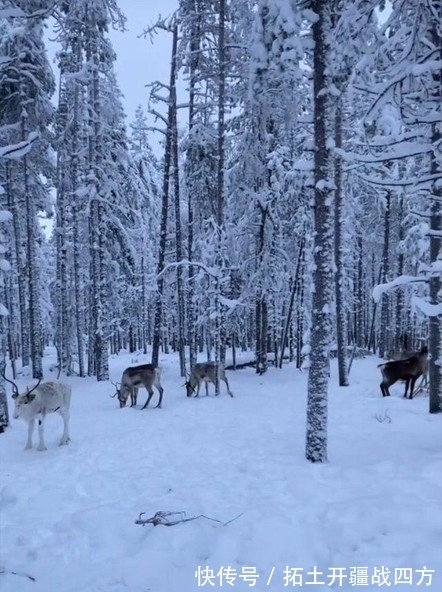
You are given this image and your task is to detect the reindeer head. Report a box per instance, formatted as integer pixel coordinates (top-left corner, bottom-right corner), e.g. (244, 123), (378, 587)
(184, 377), (195, 398)
(2, 375), (42, 420)
(110, 381), (128, 408)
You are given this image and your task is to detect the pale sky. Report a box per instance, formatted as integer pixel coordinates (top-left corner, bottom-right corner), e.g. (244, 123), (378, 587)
(41, 0), (179, 232)
(46, 0), (179, 154)
(108, 0), (179, 126)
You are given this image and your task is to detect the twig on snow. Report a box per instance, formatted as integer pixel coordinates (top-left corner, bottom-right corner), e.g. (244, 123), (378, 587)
(0, 567), (36, 582)
(135, 510), (244, 528)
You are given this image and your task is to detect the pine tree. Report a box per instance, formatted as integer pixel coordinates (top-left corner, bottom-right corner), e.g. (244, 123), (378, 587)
(305, 0), (334, 463)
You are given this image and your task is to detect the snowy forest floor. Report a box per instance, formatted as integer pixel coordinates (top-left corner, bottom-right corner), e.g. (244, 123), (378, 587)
(1, 348), (441, 592)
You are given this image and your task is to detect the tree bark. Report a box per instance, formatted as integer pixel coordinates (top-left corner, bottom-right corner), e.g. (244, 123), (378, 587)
(305, 0), (333, 463)
(334, 102), (349, 386)
(379, 191), (391, 358)
(151, 29), (176, 367)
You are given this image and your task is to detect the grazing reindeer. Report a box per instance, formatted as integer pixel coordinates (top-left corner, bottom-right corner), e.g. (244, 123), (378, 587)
(390, 348), (428, 387)
(378, 345), (428, 399)
(3, 374), (71, 451)
(185, 362), (233, 398)
(111, 364), (164, 409)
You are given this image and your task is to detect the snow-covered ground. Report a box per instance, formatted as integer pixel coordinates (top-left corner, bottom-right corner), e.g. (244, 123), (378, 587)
(1, 349), (441, 591)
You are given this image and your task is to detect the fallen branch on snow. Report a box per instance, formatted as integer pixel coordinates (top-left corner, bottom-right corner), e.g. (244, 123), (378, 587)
(135, 510), (243, 528)
(0, 567), (36, 582)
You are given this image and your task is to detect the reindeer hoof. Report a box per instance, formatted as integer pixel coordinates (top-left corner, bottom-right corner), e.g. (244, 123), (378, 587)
(24, 444), (32, 450)
(37, 445), (47, 452)
(59, 438), (70, 446)
(155, 404), (161, 409)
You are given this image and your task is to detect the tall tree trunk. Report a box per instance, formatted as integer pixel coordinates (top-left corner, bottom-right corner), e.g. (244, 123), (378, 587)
(333, 102), (349, 386)
(379, 191), (391, 358)
(7, 164), (29, 367)
(71, 38), (85, 377)
(186, 2), (201, 372)
(255, 204), (268, 374)
(214, 0), (227, 392)
(0, 317), (9, 432)
(279, 238), (304, 368)
(356, 235), (364, 347)
(151, 30), (176, 367)
(21, 92), (42, 379)
(87, 19), (109, 381)
(428, 48), (442, 413)
(394, 197), (405, 351)
(55, 66), (71, 376)
(305, 0), (333, 463)
(171, 25), (186, 377)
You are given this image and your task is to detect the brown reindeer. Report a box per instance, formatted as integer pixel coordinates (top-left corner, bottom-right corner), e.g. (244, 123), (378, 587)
(378, 345), (428, 399)
(185, 362), (233, 398)
(389, 348), (428, 387)
(111, 364), (164, 409)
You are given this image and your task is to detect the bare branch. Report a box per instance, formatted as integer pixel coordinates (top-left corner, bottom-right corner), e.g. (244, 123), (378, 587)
(0, 567), (36, 582)
(134, 510), (244, 527)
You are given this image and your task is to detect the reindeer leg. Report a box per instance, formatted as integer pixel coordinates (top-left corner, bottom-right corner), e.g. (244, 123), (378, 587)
(408, 376), (418, 400)
(141, 388), (154, 410)
(205, 381), (209, 396)
(25, 418), (35, 450)
(154, 385), (164, 408)
(130, 387), (138, 407)
(59, 409), (70, 445)
(37, 413), (47, 451)
(403, 379), (410, 399)
(223, 376), (234, 398)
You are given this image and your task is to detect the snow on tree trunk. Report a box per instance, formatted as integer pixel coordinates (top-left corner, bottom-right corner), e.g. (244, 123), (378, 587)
(429, 112), (442, 414)
(185, 2), (201, 372)
(22, 149), (43, 379)
(8, 164), (30, 368)
(55, 63), (71, 376)
(305, 0), (334, 464)
(214, 0), (227, 392)
(0, 208), (11, 432)
(87, 19), (109, 382)
(67, 35), (85, 378)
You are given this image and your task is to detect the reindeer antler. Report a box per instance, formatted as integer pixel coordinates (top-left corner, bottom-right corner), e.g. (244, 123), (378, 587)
(2, 372), (19, 397)
(26, 377), (42, 397)
(110, 380), (120, 398)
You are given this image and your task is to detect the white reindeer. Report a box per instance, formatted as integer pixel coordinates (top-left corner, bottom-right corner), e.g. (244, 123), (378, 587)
(4, 375), (71, 451)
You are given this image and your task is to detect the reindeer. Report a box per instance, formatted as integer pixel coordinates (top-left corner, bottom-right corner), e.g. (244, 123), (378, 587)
(390, 348), (428, 387)
(185, 362), (233, 398)
(378, 345), (428, 399)
(3, 374), (71, 451)
(111, 364), (164, 409)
